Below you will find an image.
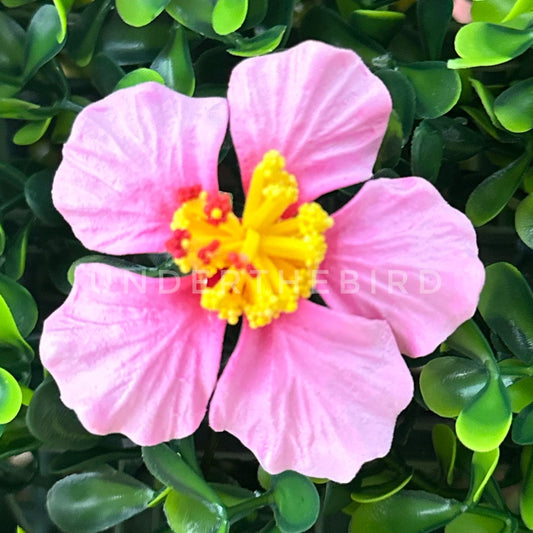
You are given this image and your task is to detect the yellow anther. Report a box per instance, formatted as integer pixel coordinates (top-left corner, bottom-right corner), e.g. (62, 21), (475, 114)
(167, 150), (333, 328)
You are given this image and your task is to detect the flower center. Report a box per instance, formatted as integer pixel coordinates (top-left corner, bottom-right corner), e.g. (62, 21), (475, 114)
(166, 150), (333, 328)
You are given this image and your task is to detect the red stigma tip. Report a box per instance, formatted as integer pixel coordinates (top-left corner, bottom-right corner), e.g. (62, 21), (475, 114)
(198, 240), (220, 264)
(165, 229), (191, 258)
(176, 184), (203, 205)
(281, 202), (299, 219)
(204, 192), (232, 225)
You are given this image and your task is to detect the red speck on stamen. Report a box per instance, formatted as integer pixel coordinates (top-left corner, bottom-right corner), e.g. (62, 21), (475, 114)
(165, 229), (190, 258)
(176, 184), (203, 205)
(281, 202), (299, 219)
(204, 192), (232, 225)
(227, 251), (257, 277)
(198, 240), (220, 264)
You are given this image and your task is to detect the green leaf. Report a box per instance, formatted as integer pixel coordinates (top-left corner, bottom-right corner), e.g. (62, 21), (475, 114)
(456, 374), (512, 452)
(399, 62), (461, 119)
(164, 489), (229, 533)
(50, 447), (141, 474)
(0, 11), (25, 73)
(466, 449), (500, 504)
(1, 0), (35, 6)
(470, 78), (503, 129)
(68, 0), (114, 67)
(270, 471), (319, 533)
(2, 220), (32, 280)
(348, 10), (405, 47)
(443, 320), (495, 366)
(228, 25), (286, 57)
(516, 193), (533, 248)
(0, 98), (48, 120)
(26, 379), (99, 450)
(494, 77), (533, 133)
(449, 23), (533, 69)
(351, 470), (413, 503)
(0, 274), (37, 338)
(445, 511), (508, 533)
(166, 0), (218, 38)
(349, 490), (465, 533)
(513, 402), (533, 445)
(116, 0), (170, 27)
(521, 446), (533, 528)
(23, 5), (67, 82)
(0, 224), (5, 256)
(411, 121), (443, 183)
(300, 6), (387, 65)
(0, 367), (22, 424)
(152, 25), (195, 95)
(471, 0), (515, 22)
(25, 170), (64, 225)
(376, 69), (416, 144)
(478, 262), (533, 363)
(91, 53), (125, 95)
(508, 377), (533, 412)
(420, 356), (488, 417)
(115, 68), (165, 90)
(212, 0), (248, 35)
(432, 424), (457, 485)
(142, 444), (224, 509)
(417, 0), (453, 60)
(47, 471), (155, 533)
(374, 109), (403, 169)
(425, 117), (484, 161)
(53, 0), (75, 41)
(0, 412), (40, 460)
(13, 118), (52, 146)
(466, 152), (531, 227)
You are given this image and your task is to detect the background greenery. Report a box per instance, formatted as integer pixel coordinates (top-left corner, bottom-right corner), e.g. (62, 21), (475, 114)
(2, 0), (533, 531)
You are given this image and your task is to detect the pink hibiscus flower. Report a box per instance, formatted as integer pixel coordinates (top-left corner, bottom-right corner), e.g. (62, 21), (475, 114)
(453, 0), (472, 23)
(40, 41), (484, 483)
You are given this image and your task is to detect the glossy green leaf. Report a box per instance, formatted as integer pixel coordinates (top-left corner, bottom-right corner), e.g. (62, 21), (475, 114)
(351, 470), (413, 503)
(456, 374), (512, 452)
(470, 78), (503, 129)
(212, 0), (248, 35)
(26, 379), (99, 450)
(166, 0), (218, 38)
(2, 221), (32, 280)
(479, 262), (533, 363)
(445, 511), (508, 533)
(494, 77), (533, 133)
(68, 0), (114, 67)
(417, 0), (453, 60)
(116, 0), (170, 27)
(466, 153), (531, 227)
(143, 444), (224, 508)
(376, 69), (416, 144)
(271, 471), (319, 533)
(53, 0), (75, 41)
(0, 367), (22, 424)
(0, 274), (37, 338)
(513, 402), (533, 444)
(444, 320), (495, 366)
(348, 10), (405, 47)
(471, 0), (515, 22)
(23, 5), (67, 81)
(13, 118), (52, 146)
(164, 489), (228, 533)
(0, 11), (25, 73)
(420, 356), (487, 417)
(0, 224), (5, 256)
(449, 23), (533, 69)
(115, 68), (165, 90)
(411, 121), (443, 183)
(399, 62), (461, 119)
(0, 98), (49, 120)
(516, 193), (533, 248)
(228, 25), (286, 57)
(432, 424), (456, 485)
(521, 446), (533, 528)
(350, 490), (465, 533)
(467, 449), (500, 504)
(152, 25), (195, 95)
(47, 471), (155, 532)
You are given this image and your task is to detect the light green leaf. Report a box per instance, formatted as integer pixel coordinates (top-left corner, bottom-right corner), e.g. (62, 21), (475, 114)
(53, 0), (75, 41)
(116, 0), (170, 27)
(466, 448), (500, 504)
(13, 118), (52, 146)
(166, 0), (218, 38)
(228, 25), (285, 57)
(494, 77), (533, 132)
(0, 367), (22, 424)
(115, 68), (165, 91)
(432, 424), (457, 485)
(516, 193), (533, 248)
(212, 0), (248, 35)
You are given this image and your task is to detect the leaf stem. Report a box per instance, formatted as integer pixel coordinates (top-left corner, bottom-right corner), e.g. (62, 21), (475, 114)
(227, 491), (275, 523)
(147, 486), (172, 508)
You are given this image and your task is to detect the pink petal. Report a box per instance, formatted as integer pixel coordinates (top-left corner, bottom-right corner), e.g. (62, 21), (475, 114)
(40, 263), (226, 445)
(228, 41), (391, 203)
(53, 83), (228, 255)
(321, 177), (485, 358)
(209, 300), (413, 483)
(453, 0), (472, 23)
